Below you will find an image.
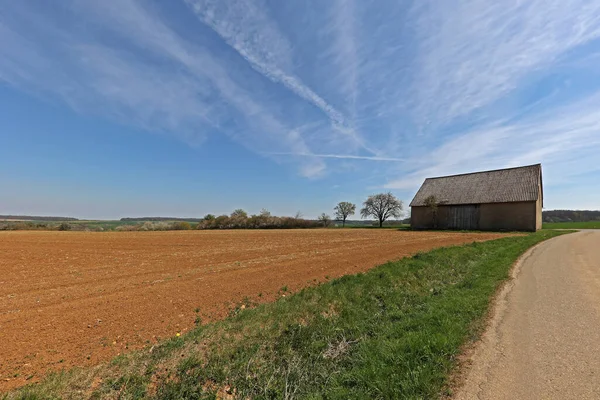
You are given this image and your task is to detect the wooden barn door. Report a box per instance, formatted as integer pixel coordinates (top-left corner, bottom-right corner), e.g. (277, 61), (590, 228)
(448, 205), (480, 230)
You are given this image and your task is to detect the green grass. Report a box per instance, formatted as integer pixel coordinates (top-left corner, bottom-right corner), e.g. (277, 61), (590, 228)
(543, 221), (600, 229)
(4, 230), (569, 400)
(345, 224), (411, 229)
(69, 220), (132, 230)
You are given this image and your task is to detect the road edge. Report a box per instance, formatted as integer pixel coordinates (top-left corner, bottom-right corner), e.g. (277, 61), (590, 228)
(446, 232), (575, 399)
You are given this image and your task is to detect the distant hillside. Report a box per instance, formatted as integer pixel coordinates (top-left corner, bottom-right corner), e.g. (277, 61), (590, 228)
(120, 217), (203, 222)
(543, 210), (600, 223)
(0, 215), (78, 221)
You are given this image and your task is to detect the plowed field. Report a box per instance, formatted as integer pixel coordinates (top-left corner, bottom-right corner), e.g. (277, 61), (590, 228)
(0, 229), (512, 389)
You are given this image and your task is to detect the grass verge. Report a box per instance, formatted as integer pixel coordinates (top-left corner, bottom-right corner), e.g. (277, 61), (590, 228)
(543, 221), (600, 229)
(4, 230), (569, 400)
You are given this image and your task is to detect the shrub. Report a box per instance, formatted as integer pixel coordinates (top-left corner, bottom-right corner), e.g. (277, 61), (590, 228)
(171, 221), (191, 230)
(196, 212), (321, 230)
(213, 215), (230, 229)
(318, 213), (332, 227)
(153, 222), (171, 231)
(230, 209), (248, 219)
(58, 223), (72, 231)
(138, 222), (153, 231)
(115, 224), (138, 231)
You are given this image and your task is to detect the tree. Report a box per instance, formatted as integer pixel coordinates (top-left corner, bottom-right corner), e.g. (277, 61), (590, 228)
(318, 213), (332, 227)
(229, 209), (248, 228)
(334, 202), (356, 227)
(360, 192), (403, 228)
(213, 215), (230, 229)
(424, 195), (439, 228)
(203, 214), (216, 221)
(251, 208), (272, 228)
(230, 209), (248, 219)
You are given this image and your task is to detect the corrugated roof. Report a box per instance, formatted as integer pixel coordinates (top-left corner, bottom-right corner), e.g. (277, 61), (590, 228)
(410, 164), (542, 207)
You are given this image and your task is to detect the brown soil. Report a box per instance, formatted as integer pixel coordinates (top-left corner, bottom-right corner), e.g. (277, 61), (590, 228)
(0, 229), (512, 390)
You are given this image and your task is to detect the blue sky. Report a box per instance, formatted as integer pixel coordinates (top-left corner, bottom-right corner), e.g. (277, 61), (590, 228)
(1, 0), (599, 219)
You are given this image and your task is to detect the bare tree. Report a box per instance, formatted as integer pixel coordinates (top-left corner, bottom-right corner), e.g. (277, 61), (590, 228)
(318, 213), (332, 227)
(424, 195), (439, 228)
(360, 193), (403, 228)
(230, 209), (248, 219)
(230, 209), (248, 228)
(334, 202), (356, 227)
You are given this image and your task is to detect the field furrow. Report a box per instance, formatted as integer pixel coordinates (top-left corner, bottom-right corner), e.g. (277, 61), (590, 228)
(0, 229), (512, 389)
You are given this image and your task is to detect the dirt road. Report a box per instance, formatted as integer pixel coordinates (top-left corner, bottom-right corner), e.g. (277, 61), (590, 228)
(455, 231), (600, 399)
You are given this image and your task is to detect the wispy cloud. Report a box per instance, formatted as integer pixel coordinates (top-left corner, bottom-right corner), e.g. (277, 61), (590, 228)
(409, 0), (600, 130)
(385, 90), (600, 190)
(268, 152), (404, 162)
(366, 0), (600, 203)
(184, 0), (374, 153)
(0, 0), (326, 174)
(326, 0), (359, 112)
(2, 0), (600, 209)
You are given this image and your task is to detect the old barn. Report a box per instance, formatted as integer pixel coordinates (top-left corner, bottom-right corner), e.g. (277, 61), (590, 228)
(410, 164), (543, 231)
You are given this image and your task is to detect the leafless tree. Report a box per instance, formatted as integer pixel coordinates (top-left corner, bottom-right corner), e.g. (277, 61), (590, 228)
(334, 202), (356, 227)
(360, 193), (403, 228)
(318, 213), (332, 227)
(230, 209), (248, 219)
(229, 209), (248, 228)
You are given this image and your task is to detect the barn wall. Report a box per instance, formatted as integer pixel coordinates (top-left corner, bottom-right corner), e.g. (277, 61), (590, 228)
(411, 205), (481, 230)
(411, 201), (538, 231)
(535, 184), (543, 230)
(479, 202), (536, 231)
(410, 206), (432, 229)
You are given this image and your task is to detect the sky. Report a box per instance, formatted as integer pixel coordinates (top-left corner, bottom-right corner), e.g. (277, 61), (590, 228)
(1, 0), (599, 219)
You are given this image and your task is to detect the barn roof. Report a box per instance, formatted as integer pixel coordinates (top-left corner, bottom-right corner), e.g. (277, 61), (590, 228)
(410, 164), (543, 207)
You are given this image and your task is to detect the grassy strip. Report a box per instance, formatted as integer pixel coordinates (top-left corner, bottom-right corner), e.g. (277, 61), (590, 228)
(543, 221), (600, 229)
(5, 231), (568, 400)
(346, 224), (411, 229)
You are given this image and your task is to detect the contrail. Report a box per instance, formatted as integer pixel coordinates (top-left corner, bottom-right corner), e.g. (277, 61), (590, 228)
(268, 152), (404, 162)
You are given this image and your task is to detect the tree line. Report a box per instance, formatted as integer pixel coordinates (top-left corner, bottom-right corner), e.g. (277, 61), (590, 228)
(0, 215), (78, 221)
(542, 210), (600, 223)
(0, 192), (405, 231)
(195, 192), (404, 230)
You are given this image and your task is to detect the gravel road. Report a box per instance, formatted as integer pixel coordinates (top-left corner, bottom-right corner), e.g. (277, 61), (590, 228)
(455, 230), (600, 399)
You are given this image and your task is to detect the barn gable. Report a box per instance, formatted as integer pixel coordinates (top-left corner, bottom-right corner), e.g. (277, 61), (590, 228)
(410, 164), (543, 207)
(409, 164), (543, 231)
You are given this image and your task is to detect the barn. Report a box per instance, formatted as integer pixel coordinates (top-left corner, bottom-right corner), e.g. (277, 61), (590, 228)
(409, 164), (543, 231)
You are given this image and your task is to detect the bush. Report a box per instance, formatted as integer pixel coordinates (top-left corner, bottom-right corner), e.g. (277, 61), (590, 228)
(138, 222), (154, 231)
(115, 224), (138, 231)
(58, 223), (72, 231)
(318, 213), (332, 227)
(196, 211), (321, 230)
(171, 221), (191, 230)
